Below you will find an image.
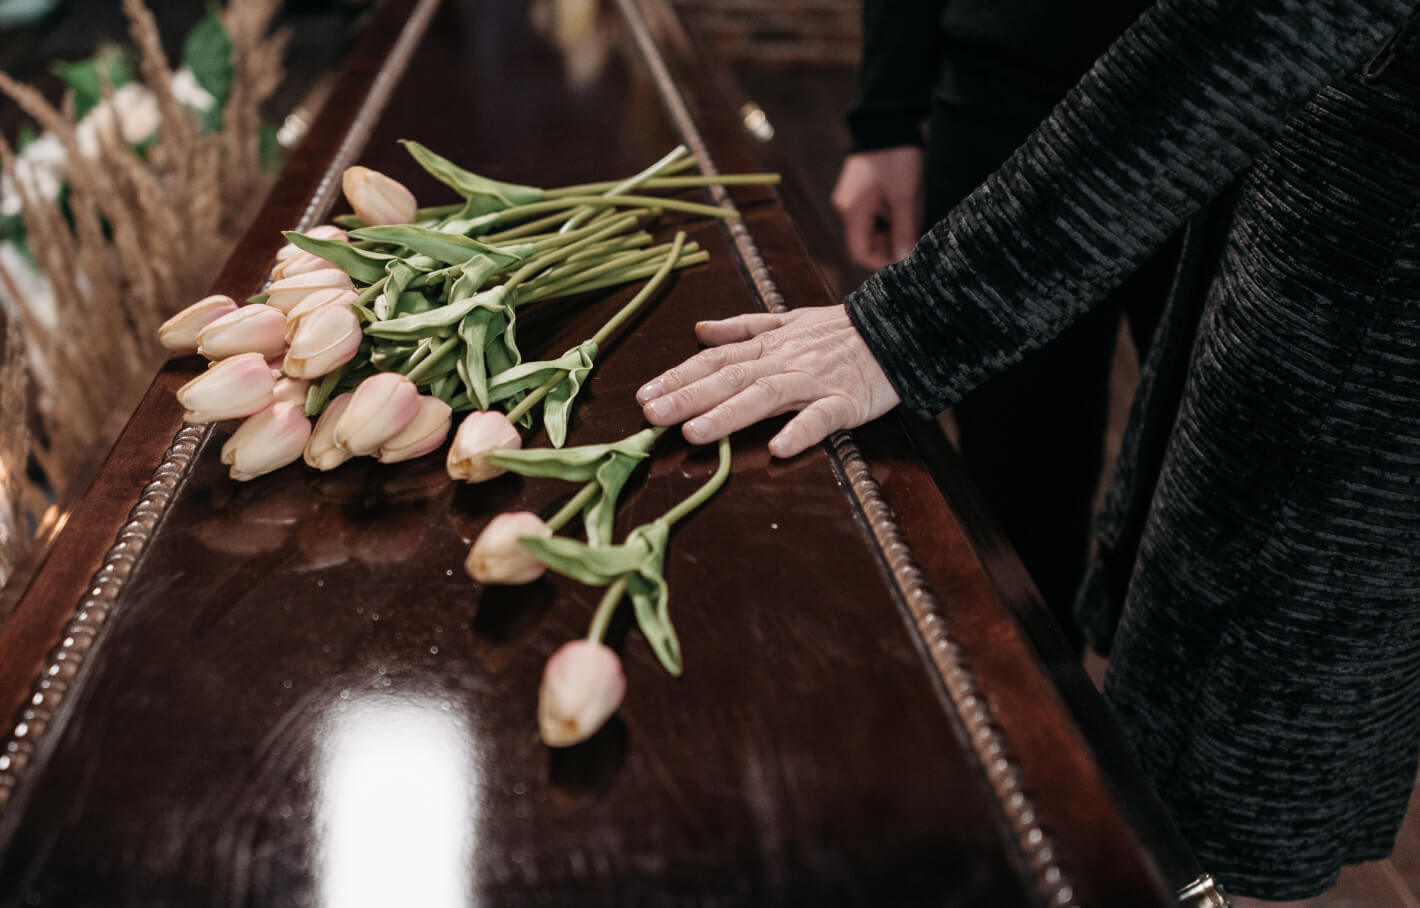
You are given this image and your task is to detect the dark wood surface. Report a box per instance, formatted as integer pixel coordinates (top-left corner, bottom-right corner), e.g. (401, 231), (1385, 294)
(0, 1), (1194, 905)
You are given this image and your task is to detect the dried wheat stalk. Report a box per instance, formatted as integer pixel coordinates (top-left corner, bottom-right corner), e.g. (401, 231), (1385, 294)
(0, 0), (288, 595)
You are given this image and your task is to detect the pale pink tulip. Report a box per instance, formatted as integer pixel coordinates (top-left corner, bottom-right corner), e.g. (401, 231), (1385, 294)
(342, 165), (417, 226)
(177, 352), (277, 423)
(272, 376), (312, 406)
(284, 288), (358, 343)
(274, 224), (347, 265)
(265, 268), (353, 313)
(465, 511), (552, 584)
(334, 372), (419, 456)
(221, 401), (313, 481)
(196, 305), (287, 360)
(446, 411), (521, 482)
(377, 396), (452, 463)
(273, 250), (329, 280)
(282, 304), (362, 379)
(538, 640), (626, 747)
(159, 294), (237, 353)
(304, 393), (354, 471)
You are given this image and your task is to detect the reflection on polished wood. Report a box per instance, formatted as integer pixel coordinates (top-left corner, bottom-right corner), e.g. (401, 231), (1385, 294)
(0, 0), (1197, 904)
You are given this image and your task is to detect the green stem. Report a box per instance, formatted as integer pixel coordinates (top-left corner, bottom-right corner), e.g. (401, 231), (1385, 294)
(587, 575), (629, 644)
(518, 251), (709, 304)
(545, 172), (781, 198)
(590, 233), (685, 348)
(404, 334), (459, 384)
(503, 212), (642, 291)
(661, 435), (732, 528)
(547, 481), (601, 533)
(354, 276), (387, 308)
(528, 239), (697, 299)
(477, 193), (734, 229)
(504, 235), (685, 425)
(559, 146), (688, 234)
(543, 155), (700, 198)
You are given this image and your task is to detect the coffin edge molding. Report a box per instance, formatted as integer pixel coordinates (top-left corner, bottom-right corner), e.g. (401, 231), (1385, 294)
(614, 1), (1083, 905)
(0, 0), (444, 819)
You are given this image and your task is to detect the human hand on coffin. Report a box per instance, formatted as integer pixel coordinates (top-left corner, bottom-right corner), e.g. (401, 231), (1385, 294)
(636, 305), (900, 458)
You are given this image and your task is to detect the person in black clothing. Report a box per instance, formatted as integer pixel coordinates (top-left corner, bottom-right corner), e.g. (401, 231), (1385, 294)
(831, 0), (1171, 643)
(637, 0), (1420, 899)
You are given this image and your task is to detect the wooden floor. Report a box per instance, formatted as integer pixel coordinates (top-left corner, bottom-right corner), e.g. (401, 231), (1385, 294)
(736, 57), (1420, 907)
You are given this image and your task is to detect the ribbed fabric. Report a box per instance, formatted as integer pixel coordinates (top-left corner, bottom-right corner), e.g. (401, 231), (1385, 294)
(844, 0), (1420, 898)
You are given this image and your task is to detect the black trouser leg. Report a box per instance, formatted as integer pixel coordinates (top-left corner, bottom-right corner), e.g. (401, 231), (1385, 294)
(925, 100), (1125, 643)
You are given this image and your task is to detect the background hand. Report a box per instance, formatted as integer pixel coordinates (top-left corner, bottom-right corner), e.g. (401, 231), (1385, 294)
(636, 306), (901, 458)
(831, 146), (923, 271)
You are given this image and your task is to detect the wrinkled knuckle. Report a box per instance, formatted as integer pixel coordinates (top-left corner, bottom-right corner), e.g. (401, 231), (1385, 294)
(750, 375), (783, 406)
(717, 361), (752, 391)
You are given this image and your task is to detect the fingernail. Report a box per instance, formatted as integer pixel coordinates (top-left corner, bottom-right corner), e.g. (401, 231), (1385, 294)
(635, 380), (662, 404)
(645, 398), (672, 421)
(685, 417), (710, 440)
(768, 433), (789, 457)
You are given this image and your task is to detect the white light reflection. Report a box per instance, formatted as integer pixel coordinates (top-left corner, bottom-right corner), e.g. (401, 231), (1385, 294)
(317, 694), (478, 908)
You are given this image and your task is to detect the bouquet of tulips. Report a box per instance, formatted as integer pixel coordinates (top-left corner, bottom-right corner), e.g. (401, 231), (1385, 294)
(159, 140), (776, 482)
(158, 140), (773, 750)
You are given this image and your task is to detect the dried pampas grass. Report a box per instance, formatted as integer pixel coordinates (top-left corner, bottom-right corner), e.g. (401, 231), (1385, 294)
(0, 0), (289, 595)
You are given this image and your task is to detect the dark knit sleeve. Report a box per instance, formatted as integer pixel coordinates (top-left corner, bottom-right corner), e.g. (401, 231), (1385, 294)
(846, 0), (949, 151)
(844, 0), (1419, 415)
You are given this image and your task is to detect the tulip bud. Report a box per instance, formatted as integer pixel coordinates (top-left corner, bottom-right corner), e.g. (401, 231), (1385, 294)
(446, 411), (521, 482)
(274, 224), (347, 265)
(221, 401), (313, 482)
(538, 640), (626, 747)
(265, 268), (354, 313)
(273, 250), (330, 280)
(465, 511), (552, 584)
(284, 288), (358, 343)
(342, 165), (417, 226)
(159, 294), (237, 353)
(334, 372), (419, 456)
(305, 393), (355, 471)
(377, 395), (452, 463)
(282, 304), (362, 379)
(196, 304), (287, 360)
(177, 352), (277, 423)
(272, 375), (312, 406)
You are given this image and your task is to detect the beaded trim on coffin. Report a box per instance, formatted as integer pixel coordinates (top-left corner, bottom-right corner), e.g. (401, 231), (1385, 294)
(614, 0), (1081, 905)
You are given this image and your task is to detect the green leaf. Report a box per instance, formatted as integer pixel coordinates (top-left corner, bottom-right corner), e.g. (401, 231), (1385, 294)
(519, 533), (653, 587)
(367, 282), (510, 340)
(183, 8), (233, 126)
(374, 260), (417, 321)
(52, 48), (133, 120)
(16, 126), (38, 152)
(400, 139), (544, 215)
(624, 521), (680, 676)
(281, 230), (392, 284)
(486, 340), (596, 402)
(482, 427), (660, 483)
(584, 451), (643, 547)
(350, 224), (528, 268)
(454, 306), (507, 409)
(393, 291), (435, 317)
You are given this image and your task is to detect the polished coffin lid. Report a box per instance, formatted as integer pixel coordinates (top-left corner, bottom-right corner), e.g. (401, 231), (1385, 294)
(0, 1), (1192, 904)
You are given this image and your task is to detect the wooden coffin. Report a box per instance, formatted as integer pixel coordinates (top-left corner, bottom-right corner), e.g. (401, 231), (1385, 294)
(0, 1), (1216, 904)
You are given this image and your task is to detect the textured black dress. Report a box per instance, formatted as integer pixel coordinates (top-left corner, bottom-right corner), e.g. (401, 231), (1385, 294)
(844, 0), (1420, 898)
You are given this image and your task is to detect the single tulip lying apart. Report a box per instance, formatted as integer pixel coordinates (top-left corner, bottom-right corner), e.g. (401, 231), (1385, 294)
(537, 639), (626, 748)
(465, 510), (553, 584)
